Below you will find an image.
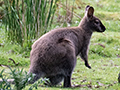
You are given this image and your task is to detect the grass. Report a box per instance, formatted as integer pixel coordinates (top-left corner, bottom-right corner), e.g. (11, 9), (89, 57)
(1, 57), (120, 90)
(0, 0), (120, 89)
(3, 0), (59, 47)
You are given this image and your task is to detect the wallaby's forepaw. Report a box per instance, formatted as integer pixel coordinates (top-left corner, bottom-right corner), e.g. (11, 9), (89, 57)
(85, 63), (91, 69)
(87, 65), (91, 69)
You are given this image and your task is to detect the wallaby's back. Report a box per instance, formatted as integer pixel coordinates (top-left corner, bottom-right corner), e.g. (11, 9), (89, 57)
(29, 27), (84, 74)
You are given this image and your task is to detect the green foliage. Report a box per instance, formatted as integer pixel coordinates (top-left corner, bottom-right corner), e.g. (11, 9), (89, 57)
(0, 69), (12, 90)
(0, 1), (4, 21)
(0, 67), (49, 90)
(3, 0), (58, 47)
(9, 67), (31, 90)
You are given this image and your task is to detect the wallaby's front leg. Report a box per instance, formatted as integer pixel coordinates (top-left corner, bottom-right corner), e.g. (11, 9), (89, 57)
(80, 47), (91, 69)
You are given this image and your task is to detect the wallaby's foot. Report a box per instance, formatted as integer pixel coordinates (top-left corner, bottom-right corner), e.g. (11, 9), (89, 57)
(85, 62), (91, 69)
(45, 74), (64, 86)
(63, 76), (71, 88)
(64, 83), (71, 87)
(87, 65), (91, 69)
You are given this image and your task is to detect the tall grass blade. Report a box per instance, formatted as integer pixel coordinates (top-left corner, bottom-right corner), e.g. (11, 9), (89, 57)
(3, 0), (58, 47)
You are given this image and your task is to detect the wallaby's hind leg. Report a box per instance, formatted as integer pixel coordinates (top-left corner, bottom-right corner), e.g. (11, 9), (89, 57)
(47, 74), (64, 86)
(62, 55), (76, 87)
(28, 73), (41, 84)
(47, 74), (72, 87)
(63, 75), (72, 87)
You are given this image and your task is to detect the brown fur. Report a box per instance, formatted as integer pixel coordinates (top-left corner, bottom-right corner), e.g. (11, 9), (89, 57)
(28, 5), (106, 87)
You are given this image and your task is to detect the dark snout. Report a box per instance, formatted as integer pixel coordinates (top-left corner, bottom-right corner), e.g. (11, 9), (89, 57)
(100, 24), (106, 32)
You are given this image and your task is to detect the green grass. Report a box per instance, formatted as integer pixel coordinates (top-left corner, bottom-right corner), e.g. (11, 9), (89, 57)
(1, 57), (120, 90)
(0, 0), (120, 89)
(90, 32), (120, 58)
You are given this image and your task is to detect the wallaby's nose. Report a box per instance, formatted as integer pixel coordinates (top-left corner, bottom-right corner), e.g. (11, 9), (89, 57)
(101, 24), (106, 32)
(103, 26), (106, 31)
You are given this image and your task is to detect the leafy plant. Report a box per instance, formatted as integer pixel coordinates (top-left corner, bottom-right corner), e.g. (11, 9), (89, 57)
(0, 69), (12, 90)
(0, 67), (49, 90)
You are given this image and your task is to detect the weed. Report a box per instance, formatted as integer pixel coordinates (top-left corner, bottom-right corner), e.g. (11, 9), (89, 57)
(0, 67), (49, 90)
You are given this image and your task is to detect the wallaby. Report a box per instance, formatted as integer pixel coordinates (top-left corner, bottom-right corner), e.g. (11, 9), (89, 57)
(28, 5), (106, 87)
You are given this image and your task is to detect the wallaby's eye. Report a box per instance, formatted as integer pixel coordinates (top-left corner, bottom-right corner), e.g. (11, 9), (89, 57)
(94, 20), (99, 24)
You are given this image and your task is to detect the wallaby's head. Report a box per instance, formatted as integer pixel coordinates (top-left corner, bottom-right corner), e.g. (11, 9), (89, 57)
(79, 5), (106, 32)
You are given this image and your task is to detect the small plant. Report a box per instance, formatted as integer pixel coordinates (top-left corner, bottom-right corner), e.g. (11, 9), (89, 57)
(0, 69), (12, 90)
(0, 67), (49, 90)
(9, 67), (32, 90)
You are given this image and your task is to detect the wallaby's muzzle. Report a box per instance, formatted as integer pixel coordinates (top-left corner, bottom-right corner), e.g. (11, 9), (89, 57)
(101, 24), (106, 32)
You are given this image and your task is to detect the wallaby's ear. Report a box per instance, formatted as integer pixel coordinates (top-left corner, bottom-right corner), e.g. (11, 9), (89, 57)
(85, 5), (90, 11)
(85, 5), (94, 19)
